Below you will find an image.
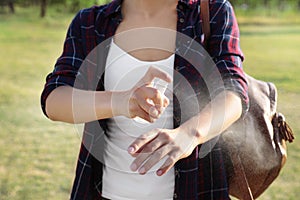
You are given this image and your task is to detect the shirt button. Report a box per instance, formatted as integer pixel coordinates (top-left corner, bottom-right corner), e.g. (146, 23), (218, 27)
(174, 193), (178, 199)
(179, 18), (184, 23)
(175, 169), (179, 177)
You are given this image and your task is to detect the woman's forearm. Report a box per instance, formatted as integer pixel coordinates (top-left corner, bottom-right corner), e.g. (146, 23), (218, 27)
(127, 91), (243, 175)
(179, 91), (243, 145)
(45, 68), (172, 124)
(45, 86), (126, 124)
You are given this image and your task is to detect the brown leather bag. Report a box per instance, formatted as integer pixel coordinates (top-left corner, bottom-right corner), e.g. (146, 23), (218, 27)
(200, 1), (295, 199)
(221, 75), (294, 199)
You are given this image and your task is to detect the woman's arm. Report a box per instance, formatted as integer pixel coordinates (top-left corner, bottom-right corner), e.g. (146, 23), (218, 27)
(46, 86), (117, 123)
(42, 9), (172, 124)
(179, 91), (242, 144)
(208, 1), (249, 113)
(128, 90), (242, 176)
(45, 67), (172, 124)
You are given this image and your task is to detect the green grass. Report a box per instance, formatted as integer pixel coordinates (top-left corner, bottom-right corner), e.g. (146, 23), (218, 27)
(0, 7), (80, 200)
(0, 6), (299, 200)
(239, 19), (300, 93)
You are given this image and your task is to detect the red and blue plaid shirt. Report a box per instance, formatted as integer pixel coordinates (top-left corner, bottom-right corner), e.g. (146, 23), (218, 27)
(41, 0), (248, 199)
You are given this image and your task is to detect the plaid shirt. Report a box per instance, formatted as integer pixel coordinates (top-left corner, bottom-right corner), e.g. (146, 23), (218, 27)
(41, 0), (248, 199)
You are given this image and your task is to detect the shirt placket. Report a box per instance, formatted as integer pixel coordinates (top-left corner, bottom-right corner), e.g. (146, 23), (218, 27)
(173, 4), (186, 200)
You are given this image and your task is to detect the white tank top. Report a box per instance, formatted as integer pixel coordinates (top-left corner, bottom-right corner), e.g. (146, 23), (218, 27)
(102, 39), (175, 200)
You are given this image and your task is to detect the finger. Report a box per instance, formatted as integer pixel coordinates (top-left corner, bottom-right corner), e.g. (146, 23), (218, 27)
(134, 87), (162, 118)
(129, 137), (161, 172)
(132, 130), (172, 156)
(128, 128), (160, 155)
(138, 146), (169, 175)
(149, 89), (164, 113)
(154, 95), (169, 114)
(138, 87), (165, 113)
(134, 105), (155, 123)
(163, 95), (169, 108)
(141, 66), (172, 85)
(156, 151), (181, 176)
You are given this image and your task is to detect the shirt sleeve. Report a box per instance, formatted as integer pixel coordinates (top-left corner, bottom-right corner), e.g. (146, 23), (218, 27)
(207, 1), (249, 114)
(40, 11), (85, 117)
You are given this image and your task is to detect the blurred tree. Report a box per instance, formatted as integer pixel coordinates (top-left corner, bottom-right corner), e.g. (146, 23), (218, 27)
(40, 0), (46, 17)
(0, 0), (16, 13)
(65, 0), (111, 12)
(1, 0), (299, 14)
(8, 0), (14, 13)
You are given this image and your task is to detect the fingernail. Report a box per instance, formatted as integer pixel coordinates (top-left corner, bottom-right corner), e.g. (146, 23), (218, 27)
(128, 146), (135, 154)
(151, 108), (159, 116)
(130, 163), (137, 171)
(157, 170), (163, 176)
(166, 75), (172, 82)
(139, 167), (146, 174)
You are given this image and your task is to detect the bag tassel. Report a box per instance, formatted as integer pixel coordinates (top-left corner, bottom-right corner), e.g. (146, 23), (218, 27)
(277, 113), (295, 143)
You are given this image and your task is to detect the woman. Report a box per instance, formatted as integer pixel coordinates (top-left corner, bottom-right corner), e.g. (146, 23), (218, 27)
(41, 0), (248, 199)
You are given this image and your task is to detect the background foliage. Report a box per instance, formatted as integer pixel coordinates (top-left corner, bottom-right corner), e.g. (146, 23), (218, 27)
(0, 0), (300, 16)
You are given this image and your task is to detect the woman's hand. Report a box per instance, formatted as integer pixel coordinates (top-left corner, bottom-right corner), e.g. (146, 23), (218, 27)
(128, 126), (199, 176)
(118, 66), (172, 123)
(127, 91), (243, 176)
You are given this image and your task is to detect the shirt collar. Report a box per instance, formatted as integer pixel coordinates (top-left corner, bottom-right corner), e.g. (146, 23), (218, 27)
(104, 0), (123, 18)
(178, 0), (198, 8)
(104, 0), (198, 18)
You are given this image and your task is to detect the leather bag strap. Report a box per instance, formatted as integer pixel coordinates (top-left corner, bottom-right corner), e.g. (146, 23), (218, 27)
(200, 0), (210, 47)
(200, 1), (254, 199)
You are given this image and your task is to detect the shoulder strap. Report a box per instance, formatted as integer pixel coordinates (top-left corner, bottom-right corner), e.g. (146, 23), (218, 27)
(200, 0), (210, 46)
